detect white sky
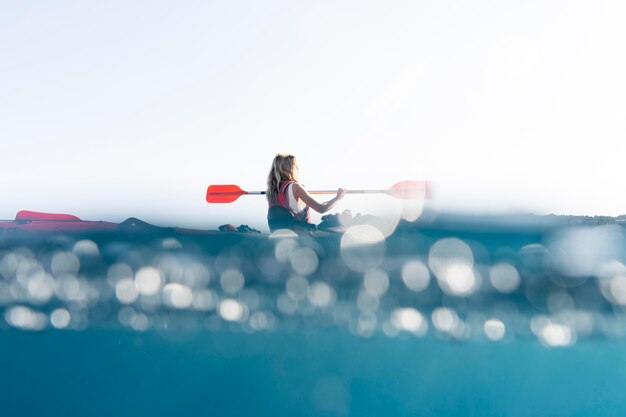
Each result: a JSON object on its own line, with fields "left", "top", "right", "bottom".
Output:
{"left": 1, "top": 0, "right": 625, "bottom": 229}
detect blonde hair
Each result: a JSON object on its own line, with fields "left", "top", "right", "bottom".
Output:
{"left": 267, "top": 154, "right": 299, "bottom": 203}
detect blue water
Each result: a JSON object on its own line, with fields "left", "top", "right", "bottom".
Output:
{"left": 3, "top": 330, "right": 626, "bottom": 416}
{"left": 2, "top": 212, "right": 626, "bottom": 415}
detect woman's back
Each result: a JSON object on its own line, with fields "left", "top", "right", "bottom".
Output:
{"left": 266, "top": 154, "right": 345, "bottom": 232}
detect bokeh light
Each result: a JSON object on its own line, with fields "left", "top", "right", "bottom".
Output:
{"left": 220, "top": 268, "right": 245, "bottom": 294}
{"left": 401, "top": 260, "right": 430, "bottom": 292}
{"left": 50, "top": 308, "right": 71, "bottom": 329}
{"left": 390, "top": 308, "right": 428, "bottom": 336}
{"left": 363, "top": 268, "right": 389, "bottom": 296}
{"left": 192, "top": 289, "right": 218, "bottom": 311}
{"left": 115, "top": 278, "right": 138, "bottom": 304}
{"left": 5, "top": 306, "right": 47, "bottom": 330}
{"left": 290, "top": 247, "right": 319, "bottom": 276}
{"left": 286, "top": 275, "right": 309, "bottom": 301}
{"left": 135, "top": 267, "right": 162, "bottom": 296}
{"left": 73, "top": 240, "right": 100, "bottom": 256}
{"left": 277, "top": 293, "right": 298, "bottom": 315}
{"left": 489, "top": 262, "right": 520, "bottom": 293}
{"left": 219, "top": 299, "right": 244, "bottom": 322}
{"left": 27, "top": 272, "right": 55, "bottom": 304}
{"left": 308, "top": 282, "right": 335, "bottom": 308}
{"left": 429, "top": 238, "right": 479, "bottom": 296}
{"left": 357, "top": 290, "right": 380, "bottom": 313}
{"left": 51, "top": 252, "right": 80, "bottom": 276}
{"left": 340, "top": 224, "right": 386, "bottom": 272}
{"left": 274, "top": 238, "right": 298, "bottom": 262}
{"left": 162, "top": 283, "right": 193, "bottom": 309}
{"left": 484, "top": 319, "right": 506, "bottom": 341}
{"left": 432, "top": 307, "right": 459, "bottom": 333}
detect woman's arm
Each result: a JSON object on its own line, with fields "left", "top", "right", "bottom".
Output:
{"left": 292, "top": 183, "right": 346, "bottom": 214}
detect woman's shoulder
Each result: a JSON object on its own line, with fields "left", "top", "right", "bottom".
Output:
{"left": 289, "top": 182, "right": 308, "bottom": 199}
{"left": 279, "top": 180, "right": 302, "bottom": 195}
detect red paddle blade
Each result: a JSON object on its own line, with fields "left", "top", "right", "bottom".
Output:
{"left": 386, "top": 181, "right": 430, "bottom": 200}
{"left": 206, "top": 185, "right": 247, "bottom": 203}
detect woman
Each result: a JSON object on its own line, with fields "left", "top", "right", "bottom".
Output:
{"left": 267, "top": 154, "right": 345, "bottom": 232}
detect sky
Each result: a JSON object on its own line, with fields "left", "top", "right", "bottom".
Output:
{"left": 1, "top": 0, "right": 625, "bottom": 230}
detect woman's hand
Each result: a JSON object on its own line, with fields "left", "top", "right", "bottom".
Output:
{"left": 336, "top": 188, "right": 346, "bottom": 200}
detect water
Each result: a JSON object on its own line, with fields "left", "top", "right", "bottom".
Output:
{"left": 2, "top": 212, "right": 626, "bottom": 415}
{"left": 4, "top": 330, "right": 626, "bottom": 416}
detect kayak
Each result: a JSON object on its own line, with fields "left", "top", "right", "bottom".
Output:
{"left": 0, "top": 210, "right": 342, "bottom": 236}
{"left": 0, "top": 211, "right": 118, "bottom": 232}
{"left": 0, "top": 210, "right": 260, "bottom": 235}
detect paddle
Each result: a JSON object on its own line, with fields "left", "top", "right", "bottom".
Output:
{"left": 206, "top": 181, "right": 430, "bottom": 204}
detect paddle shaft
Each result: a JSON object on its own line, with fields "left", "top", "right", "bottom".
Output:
{"left": 209, "top": 189, "right": 387, "bottom": 196}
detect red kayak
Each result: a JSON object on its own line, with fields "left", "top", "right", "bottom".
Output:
{"left": 0, "top": 210, "right": 262, "bottom": 235}
{"left": 0, "top": 211, "right": 118, "bottom": 232}
{"left": 0, "top": 210, "right": 237, "bottom": 235}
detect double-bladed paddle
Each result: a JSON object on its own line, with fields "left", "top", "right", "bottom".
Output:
{"left": 206, "top": 181, "right": 430, "bottom": 204}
